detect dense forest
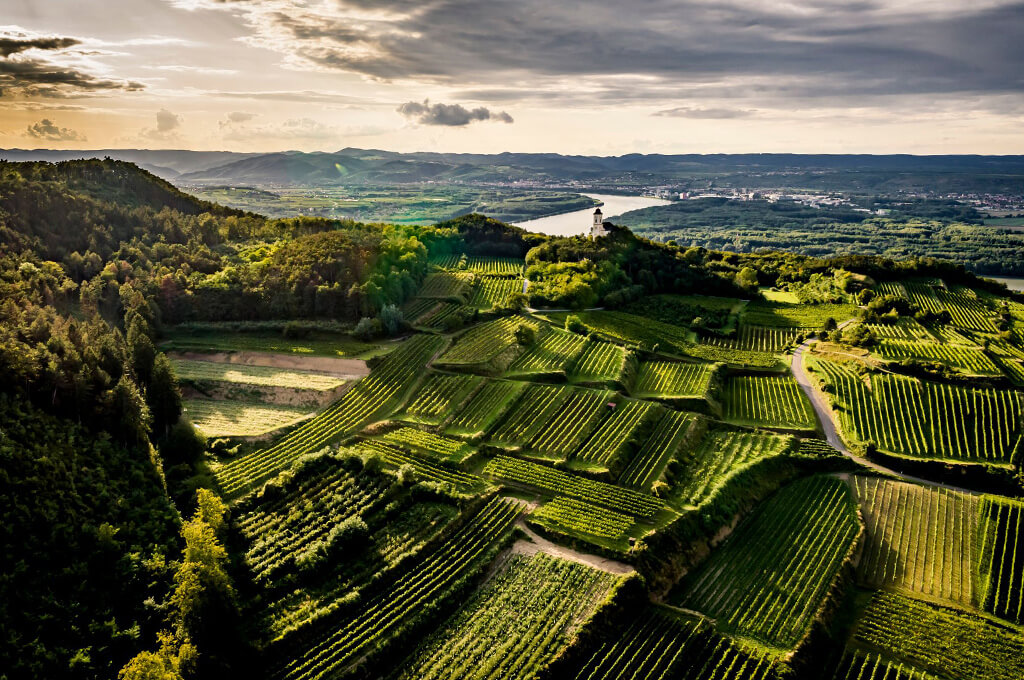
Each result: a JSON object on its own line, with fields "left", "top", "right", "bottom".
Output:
{"left": 617, "top": 198, "right": 1024, "bottom": 275}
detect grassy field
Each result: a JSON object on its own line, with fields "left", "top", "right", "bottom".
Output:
{"left": 162, "top": 329, "right": 381, "bottom": 358}
{"left": 184, "top": 399, "right": 313, "bottom": 438}
{"left": 172, "top": 358, "right": 346, "bottom": 390}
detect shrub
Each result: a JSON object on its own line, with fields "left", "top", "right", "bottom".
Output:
{"left": 354, "top": 316, "right": 383, "bottom": 340}
{"left": 515, "top": 323, "right": 537, "bottom": 346}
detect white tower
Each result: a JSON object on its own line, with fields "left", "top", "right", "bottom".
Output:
{"left": 590, "top": 208, "right": 606, "bottom": 239}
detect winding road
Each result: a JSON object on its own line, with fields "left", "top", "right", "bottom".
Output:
{"left": 790, "top": 338, "right": 983, "bottom": 495}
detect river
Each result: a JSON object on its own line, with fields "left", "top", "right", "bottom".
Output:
{"left": 513, "top": 193, "right": 671, "bottom": 236}
{"left": 986, "top": 276, "right": 1024, "bottom": 292}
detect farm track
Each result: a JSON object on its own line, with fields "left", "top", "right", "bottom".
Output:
{"left": 791, "top": 337, "right": 982, "bottom": 497}
{"left": 513, "top": 522, "right": 635, "bottom": 575}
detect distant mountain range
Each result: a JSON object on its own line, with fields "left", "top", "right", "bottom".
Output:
{"left": 4, "top": 148, "right": 1024, "bottom": 191}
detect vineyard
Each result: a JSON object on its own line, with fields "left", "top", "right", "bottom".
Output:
{"left": 352, "top": 440, "right": 483, "bottom": 491}
{"left": 171, "top": 358, "right": 346, "bottom": 390}
{"left": 873, "top": 339, "right": 1000, "bottom": 375}
{"left": 850, "top": 476, "right": 980, "bottom": 606}
{"left": 418, "top": 272, "right": 473, "bottom": 301}
{"left": 676, "top": 430, "right": 793, "bottom": 506}
{"left": 674, "top": 476, "right": 860, "bottom": 648}
{"left": 978, "top": 497, "right": 1024, "bottom": 623}
{"left": 829, "top": 650, "right": 940, "bottom": 680}
{"left": 531, "top": 496, "right": 636, "bottom": 540}
{"left": 569, "top": 341, "right": 627, "bottom": 383}
{"left": 849, "top": 592, "right": 1024, "bottom": 680}
{"left": 618, "top": 411, "right": 699, "bottom": 491}
{"left": 469, "top": 276, "right": 522, "bottom": 309}
{"left": 483, "top": 455, "right": 665, "bottom": 518}
{"left": 380, "top": 426, "right": 472, "bottom": 462}
{"left": 431, "top": 254, "right": 524, "bottom": 276}
{"left": 400, "top": 373, "right": 482, "bottom": 424}
{"left": 702, "top": 325, "right": 800, "bottom": 353}
{"left": 812, "top": 358, "right": 1024, "bottom": 464}
{"left": 554, "top": 311, "right": 693, "bottom": 353}
{"left": 902, "top": 281, "right": 999, "bottom": 332}
{"left": 445, "top": 379, "right": 526, "bottom": 437}
{"left": 571, "top": 607, "right": 780, "bottom": 680}
{"left": 395, "top": 552, "right": 619, "bottom": 680}
{"left": 489, "top": 384, "right": 572, "bottom": 448}
{"left": 527, "top": 388, "right": 613, "bottom": 458}
{"left": 272, "top": 496, "right": 525, "bottom": 680}
{"left": 236, "top": 457, "right": 389, "bottom": 583}
{"left": 573, "top": 399, "right": 661, "bottom": 468}
{"left": 633, "top": 361, "right": 714, "bottom": 399}
{"left": 437, "top": 316, "right": 535, "bottom": 366}
{"left": 506, "top": 327, "right": 589, "bottom": 377}
{"left": 721, "top": 374, "right": 817, "bottom": 431}
{"left": 183, "top": 398, "right": 313, "bottom": 438}
{"left": 213, "top": 335, "right": 445, "bottom": 498}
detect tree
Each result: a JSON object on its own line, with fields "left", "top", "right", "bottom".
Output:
{"left": 515, "top": 323, "right": 536, "bottom": 346}
{"left": 148, "top": 353, "right": 182, "bottom": 438}
{"left": 564, "top": 315, "right": 586, "bottom": 334}
{"left": 127, "top": 315, "right": 157, "bottom": 385}
{"left": 379, "top": 304, "right": 405, "bottom": 336}
{"left": 735, "top": 266, "right": 759, "bottom": 292}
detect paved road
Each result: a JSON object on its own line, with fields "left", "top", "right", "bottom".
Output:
{"left": 791, "top": 338, "right": 983, "bottom": 495}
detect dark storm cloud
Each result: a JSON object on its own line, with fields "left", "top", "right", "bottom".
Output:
{"left": 0, "top": 29, "right": 144, "bottom": 97}
{"left": 0, "top": 36, "right": 80, "bottom": 57}
{"left": 231, "top": 1, "right": 1024, "bottom": 102}
{"left": 397, "top": 100, "right": 513, "bottom": 126}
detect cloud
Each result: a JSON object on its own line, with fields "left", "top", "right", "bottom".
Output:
{"left": 139, "top": 108, "right": 183, "bottom": 140}
{"left": 221, "top": 117, "right": 337, "bottom": 141}
{"left": 654, "top": 106, "right": 756, "bottom": 119}
{"left": 0, "top": 26, "right": 145, "bottom": 97}
{"left": 220, "top": 111, "right": 256, "bottom": 127}
{"left": 175, "top": 0, "right": 1024, "bottom": 111}
{"left": 24, "top": 118, "right": 86, "bottom": 141}
{"left": 396, "top": 100, "right": 513, "bottom": 126}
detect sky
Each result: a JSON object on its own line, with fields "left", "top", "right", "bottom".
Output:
{"left": 1, "top": 0, "right": 1023, "bottom": 155}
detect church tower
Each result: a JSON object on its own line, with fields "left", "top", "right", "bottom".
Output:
{"left": 590, "top": 207, "right": 606, "bottom": 239}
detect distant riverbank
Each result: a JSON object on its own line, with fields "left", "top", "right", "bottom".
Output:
{"left": 987, "top": 276, "right": 1024, "bottom": 292}
{"left": 514, "top": 193, "right": 671, "bottom": 236}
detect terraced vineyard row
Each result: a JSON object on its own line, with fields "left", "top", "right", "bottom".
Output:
{"left": 572, "top": 607, "right": 780, "bottom": 680}
{"left": 395, "top": 552, "right": 619, "bottom": 680}
{"left": 903, "top": 282, "right": 998, "bottom": 332}
{"left": 437, "top": 316, "right": 535, "bottom": 365}
{"left": 469, "top": 276, "right": 521, "bottom": 309}
{"left": 633, "top": 361, "right": 714, "bottom": 398}
{"left": 236, "top": 460, "right": 389, "bottom": 582}
{"left": 978, "top": 497, "right": 1024, "bottom": 623}
{"left": 850, "top": 592, "right": 1024, "bottom": 680}
{"left": 570, "top": 341, "right": 626, "bottom": 383}
{"left": 574, "top": 400, "right": 661, "bottom": 466}
{"left": 445, "top": 380, "right": 526, "bottom": 436}
{"left": 381, "top": 427, "right": 471, "bottom": 461}
{"left": 618, "top": 411, "right": 698, "bottom": 491}
{"left": 506, "top": 327, "right": 588, "bottom": 377}
{"left": 483, "top": 455, "right": 665, "bottom": 518}
{"left": 184, "top": 398, "right": 313, "bottom": 438}
{"left": 419, "top": 272, "right": 472, "bottom": 300}
{"left": 489, "top": 384, "right": 571, "bottom": 447}
{"left": 702, "top": 325, "right": 800, "bottom": 353}
{"left": 675, "top": 476, "right": 860, "bottom": 648}
{"left": 830, "top": 650, "right": 940, "bottom": 680}
{"left": 353, "top": 440, "right": 483, "bottom": 491}
{"left": 214, "top": 334, "right": 446, "bottom": 498}
{"left": 814, "top": 359, "right": 1024, "bottom": 463}
{"left": 742, "top": 301, "right": 857, "bottom": 329}
{"left": 722, "top": 374, "right": 816, "bottom": 430}
{"left": 401, "top": 373, "right": 482, "bottom": 424}
{"left": 873, "top": 339, "right": 1000, "bottom": 375}
{"left": 272, "top": 496, "right": 525, "bottom": 680}
{"left": 528, "top": 388, "right": 612, "bottom": 457}
{"left": 408, "top": 301, "right": 472, "bottom": 330}
{"left": 532, "top": 496, "right": 635, "bottom": 539}
{"left": 850, "top": 476, "right": 980, "bottom": 606}
{"left": 676, "top": 430, "right": 792, "bottom": 506}
{"left": 171, "top": 358, "right": 345, "bottom": 390}
{"left": 431, "top": 254, "right": 524, "bottom": 276}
